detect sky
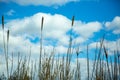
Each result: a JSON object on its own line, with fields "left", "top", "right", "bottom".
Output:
{"left": 0, "top": 0, "right": 120, "bottom": 80}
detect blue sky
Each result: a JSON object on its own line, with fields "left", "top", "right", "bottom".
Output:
{"left": 1, "top": 0, "right": 120, "bottom": 21}
{"left": 0, "top": 0, "right": 120, "bottom": 79}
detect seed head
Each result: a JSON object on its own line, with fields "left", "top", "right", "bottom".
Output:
{"left": 41, "top": 17, "right": 44, "bottom": 31}
{"left": 103, "top": 45, "right": 108, "bottom": 59}
{"left": 71, "top": 16, "right": 75, "bottom": 26}
{"left": 2, "top": 15, "right": 4, "bottom": 30}
{"left": 7, "top": 30, "right": 9, "bottom": 42}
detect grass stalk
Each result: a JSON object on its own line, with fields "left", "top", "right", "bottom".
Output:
{"left": 2, "top": 15, "right": 9, "bottom": 79}
{"left": 103, "top": 45, "right": 112, "bottom": 80}
{"left": 87, "top": 45, "right": 89, "bottom": 80}
{"left": 39, "top": 16, "right": 44, "bottom": 79}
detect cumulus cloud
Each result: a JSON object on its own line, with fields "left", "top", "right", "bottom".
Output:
{"left": 73, "top": 21, "right": 102, "bottom": 39}
{"left": 89, "top": 39, "right": 120, "bottom": 55}
{"left": 6, "top": 9, "right": 15, "bottom": 16}
{"left": 0, "top": 12, "right": 103, "bottom": 56}
{"left": 2, "top": 0, "right": 79, "bottom": 6}
{"left": 103, "top": 39, "right": 120, "bottom": 55}
{"left": 105, "top": 16, "right": 120, "bottom": 34}
{"left": 1, "top": 12, "right": 103, "bottom": 55}
{"left": 5, "top": 13, "right": 71, "bottom": 46}
{"left": 73, "top": 37, "right": 85, "bottom": 44}
{"left": 72, "top": 58, "right": 93, "bottom": 80}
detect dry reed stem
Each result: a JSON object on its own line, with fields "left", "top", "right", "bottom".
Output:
{"left": 2, "top": 15, "right": 9, "bottom": 79}
{"left": 2, "top": 15, "right": 4, "bottom": 30}
{"left": 39, "top": 16, "right": 44, "bottom": 79}
{"left": 71, "top": 16, "right": 75, "bottom": 26}
{"left": 87, "top": 45, "right": 89, "bottom": 80}
{"left": 41, "top": 16, "right": 44, "bottom": 31}
{"left": 103, "top": 45, "right": 108, "bottom": 59}
{"left": 7, "top": 30, "right": 9, "bottom": 42}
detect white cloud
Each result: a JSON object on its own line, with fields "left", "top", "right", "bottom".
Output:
{"left": 73, "top": 37, "right": 86, "bottom": 44}
{"left": 0, "top": 12, "right": 103, "bottom": 57}
{"left": 6, "top": 0, "right": 79, "bottom": 6}
{"left": 72, "top": 58, "right": 94, "bottom": 80}
{"left": 105, "top": 16, "right": 120, "bottom": 34}
{"left": 89, "top": 39, "right": 120, "bottom": 55}
{"left": 103, "top": 39, "right": 120, "bottom": 55}
{"left": 5, "top": 13, "right": 71, "bottom": 46}
{"left": 89, "top": 41, "right": 100, "bottom": 49}
{"left": 6, "top": 9, "right": 15, "bottom": 16}
{"left": 73, "top": 21, "right": 102, "bottom": 39}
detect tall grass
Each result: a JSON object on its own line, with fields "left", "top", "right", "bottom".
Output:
{"left": 39, "top": 16, "right": 44, "bottom": 80}
{"left": 87, "top": 45, "right": 89, "bottom": 80}
{"left": 2, "top": 15, "right": 9, "bottom": 79}
{"left": 0, "top": 15, "right": 120, "bottom": 80}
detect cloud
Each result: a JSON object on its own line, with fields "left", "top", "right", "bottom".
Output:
{"left": 3, "top": 0, "right": 79, "bottom": 6}
{"left": 73, "top": 37, "right": 85, "bottom": 44}
{"left": 6, "top": 9, "right": 15, "bottom": 16}
{"left": 89, "top": 39, "right": 120, "bottom": 55}
{"left": 72, "top": 58, "right": 94, "bottom": 80}
{"left": 73, "top": 21, "right": 102, "bottom": 39}
{"left": 105, "top": 16, "right": 120, "bottom": 34}
{"left": 89, "top": 41, "right": 100, "bottom": 49}
{"left": 0, "top": 12, "right": 103, "bottom": 57}
{"left": 103, "top": 39, "right": 120, "bottom": 55}
{"left": 1, "top": 12, "right": 103, "bottom": 55}
{"left": 5, "top": 13, "right": 71, "bottom": 46}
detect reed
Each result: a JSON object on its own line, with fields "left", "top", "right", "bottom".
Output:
{"left": 2, "top": 15, "right": 4, "bottom": 30}
{"left": 87, "top": 45, "right": 89, "bottom": 80}
{"left": 103, "top": 45, "right": 111, "bottom": 80}
{"left": 39, "top": 16, "right": 44, "bottom": 80}
{"left": 75, "top": 47, "right": 81, "bottom": 80}
{"left": 65, "top": 16, "right": 75, "bottom": 80}
{"left": 2, "top": 15, "right": 9, "bottom": 79}
{"left": 71, "top": 16, "right": 75, "bottom": 27}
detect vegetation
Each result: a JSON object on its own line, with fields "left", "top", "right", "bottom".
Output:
{"left": 0, "top": 15, "right": 120, "bottom": 80}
